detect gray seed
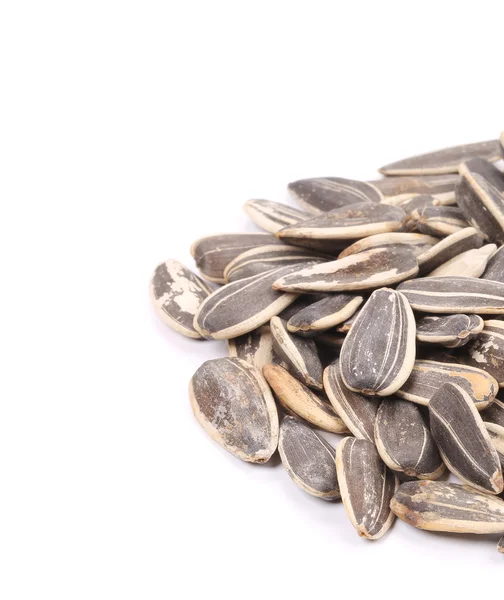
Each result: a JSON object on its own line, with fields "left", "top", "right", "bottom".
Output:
{"left": 340, "top": 288, "right": 416, "bottom": 396}
{"left": 413, "top": 206, "right": 469, "bottom": 237}
{"left": 485, "top": 422, "right": 504, "bottom": 469}
{"left": 334, "top": 307, "right": 362, "bottom": 333}
{"left": 460, "top": 320, "right": 504, "bottom": 386}
{"left": 273, "top": 246, "right": 419, "bottom": 293}
{"left": 416, "top": 314, "right": 484, "bottom": 348}
{"left": 429, "top": 382, "right": 503, "bottom": 494}
{"left": 338, "top": 232, "right": 439, "bottom": 260}
{"left": 481, "top": 245, "right": 504, "bottom": 281}
{"left": 194, "top": 265, "right": 299, "bottom": 340}
{"left": 150, "top": 259, "right": 212, "bottom": 339}
{"left": 270, "top": 316, "right": 324, "bottom": 390}
{"left": 277, "top": 293, "right": 328, "bottom": 321}
{"left": 288, "top": 177, "right": 382, "bottom": 214}
{"left": 390, "top": 480, "right": 504, "bottom": 534}
{"left": 416, "top": 227, "right": 485, "bottom": 275}
{"left": 190, "top": 232, "right": 283, "bottom": 283}
{"left": 287, "top": 294, "right": 363, "bottom": 336}
{"left": 375, "top": 398, "right": 444, "bottom": 480}
{"left": 323, "top": 360, "right": 379, "bottom": 441}
{"left": 396, "top": 359, "right": 497, "bottom": 410}
{"left": 243, "top": 199, "right": 310, "bottom": 233}
{"left": 379, "top": 139, "right": 501, "bottom": 176}
{"left": 189, "top": 358, "right": 279, "bottom": 463}
{"left": 482, "top": 396, "right": 504, "bottom": 427}
{"left": 426, "top": 244, "right": 497, "bottom": 278}
{"left": 397, "top": 194, "right": 438, "bottom": 216}
{"left": 228, "top": 325, "right": 274, "bottom": 369}
{"left": 397, "top": 276, "right": 504, "bottom": 313}
{"left": 262, "top": 363, "right": 348, "bottom": 434}
{"left": 278, "top": 416, "right": 340, "bottom": 500}
{"left": 336, "top": 437, "right": 397, "bottom": 540}
{"left": 369, "top": 173, "right": 459, "bottom": 199}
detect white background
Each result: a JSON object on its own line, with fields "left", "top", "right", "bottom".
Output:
{"left": 1, "top": 2, "right": 504, "bottom": 598}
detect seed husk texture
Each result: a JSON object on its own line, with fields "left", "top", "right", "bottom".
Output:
{"left": 482, "top": 397, "right": 504, "bottom": 427}
{"left": 278, "top": 416, "right": 340, "bottom": 500}
{"left": 228, "top": 325, "right": 274, "bottom": 369}
{"left": 413, "top": 206, "right": 469, "bottom": 237}
{"left": 485, "top": 422, "right": 504, "bottom": 468}
{"left": 481, "top": 245, "right": 504, "bottom": 281}
{"left": 243, "top": 199, "right": 310, "bottom": 233}
{"left": 336, "top": 437, "right": 397, "bottom": 539}
{"left": 416, "top": 227, "right": 484, "bottom": 275}
{"left": 426, "top": 244, "right": 496, "bottom": 278}
{"left": 338, "top": 232, "right": 438, "bottom": 259}
{"left": 498, "top": 537, "right": 504, "bottom": 554}
{"left": 429, "top": 382, "right": 503, "bottom": 494}
{"left": 340, "top": 288, "right": 416, "bottom": 396}
{"left": 390, "top": 480, "right": 504, "bottom": 534}
{"left": 189, "top": 358, "right": 279, "bottom": 463}
{"left": 461, "top": 320, "right": 504, "bottom": 386}
{"left": 416, "top": 314, "right": 484, "bottom": 348}
{"left": 370, "top": 173, "right": 460, "bottom": 198}
{"left": 287, "top": 294, "right": 363, "bottom": 335}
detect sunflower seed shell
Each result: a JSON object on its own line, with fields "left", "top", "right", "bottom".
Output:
{"left": 481, "top": 245, "right": 504, "bottom": 281}
{"left": 416, "top": 227, "right": 484, "bottom": 275}
{"left": 485, "top": 422, "right": 504, "bottom": 469}
{"left": 482, "top": 397, "right": 504, "bottom": 427}
{"left": 413, "top": 206, "right": 469, "bottom": 237}
{"left": 228, "top": 325, "right": 275, "bottom": 369}
{"left": 243, "top": 199, "right": 310, "bottom": 233}
{"left": 287, "top": 294, "right": 363, "bottom": 336}
{"left": 426, "top": 244, "right": 496, "bottom": 278}
{"left": 370, "top": 174, "right": 460, "bottom": 198}
{"left": 338, "top": 232, "right": 439, "bottom": 260}
{"left": 460, "top": 321, "right": 504, "bottom": 386}
{"left": 416, "top": 314, "right": 484, "bottom": 348}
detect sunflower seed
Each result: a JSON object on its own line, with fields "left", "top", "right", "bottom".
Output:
{"left": 482, "top": 396, "right": 504, "bottom": 427}
{"left": 459, "top": 320, "right": 504, "bottom": 386}
{"left": 397, "top": 276, "right": 504, "bottom": 313}
{"left": 498, "top": 536, "right": 504, "bottom": 553}
{"left": 370, "top": 173, "right": 460, "bottom": 199}
{"left": 194, "top": 266, "right": 299, "bottom": 340}
{"left": 340, "top": 289, "right": 416, "bottom": 396}
{"left": 426, "top": 244, "right": 497, "bottom": 278}
{"left": 396, "top": 359, "right": 497, "bottom": 409}
{"left": 288, "top": 177, "right": 382, "bottom": 214}
{"left": 338, "top": 232, "right": 439, "bottom": 260}
{"left": 190, "top": 233, "right": 283, "bottom": 283}
{"left": 323, "top": 360, "right": 379, "bottom": 441}
{"left": 277, "top": 294, "right": 327, "bottom": 320}
{"left": 374, "top": 398, "right": 444, "bottom": 480}
{"left": 262, "top": 363, "right": 348, "bottom": 433}
{"left": 273, "top": 246, "right": 418, "bottom": 293}
{"left": 485, "top": 422, "right": 504, "bottom": 468}
{"left": 189, "top": 358, "right": 279, "bottom": 463}
{"left": 278, "top": 416, "right": 340, "bottom": 500}
{"left": 243, "top": 199, "right": 310, "bottom": 233}
{"left": 429, "top": 382, "right": 503, "bottom": 494}
{"left": 413, "top": 206, "right": 469, "bottom": 237}
{"left": 397, "top": 194, "right": 438, "bottom": 215}
{"left": 223, "top": 245, "right": 326, "bottom": 283}
{"left": 287, "top": 294, "right": 363, "bottom": 336}
{"left": 416, "top": 314, "right": 484, "bottom": 348}
{"left": 456, "top": 159, "right": 504, "bottom": 245}
{"left": 390, "top": 480, "right": 504, "bottom": 534}
{"left": 335, "top": 437, "right": 397, "bottom": 539}
{"left": 416, "top": 227, "right": 484, "bottom": 275}
{"left": 481, "top": 245, "right": 504, "bottom": 281}
{"left": 228, "top": 325, "right": 274, "bottom": 369}
{"left": 379, "top": 139, "right": 501, "bottom": 176}
{"left": 334, "top": 307, "right": 361, "bottom": 333}
{"left": 270, "top": 317, "right": 323, "bottom": 390}
{"left": 150, "top": 259, "right": 212, "bottom": 339}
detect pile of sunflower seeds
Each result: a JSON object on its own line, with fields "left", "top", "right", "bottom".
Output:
{"left": 151, "top": 135, "right": 504, "bottom": 553}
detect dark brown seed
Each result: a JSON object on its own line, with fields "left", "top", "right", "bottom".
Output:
{"left": 190, "top": 233, "right": 283, "bottom": 283}
{"left": 228, "top": 325, "right": 274, "bottom": 369}
{"left": 485, "top": 422, "right": 504, "bottom": 469}
{"left": 413, "top": 206, "right": 469, "bottom": 237}
{"left": 278, "top": 416, "right": 340, "bottom": 500}
{"left": 243, "top": 199, "right": 310, "bottom": 233}
{"left": 390, "top": 480, "right": 504, "bottom": 534}
{"left": 481, "top": 245, "right": 504, "bottom": 281}
{"left": 288, "top": 177, "right": 382, "bottom": 214}
{"left": 397, "top": 276, "right": 504, "bottom": 314}
{"left": 396, "top": 359, "right": 497, "bottom": 409}
{"left": 416, "top": 227, "right": 484, "bottom": 275}
{"left": 379, "top": 139, "right": 501, "bottom": 176}
{"left": 323, "top": 360, "right": 379, "bottom": 441}
{"left": 459, "top": 320, "right": 504, "bottom": 386}
{"left": 482, "top": 396, "right": 504, "bottom": 427}
{"left": 340, "top": 289, "right": 416, "bottom": 396}
{"left": 189, "top": 358, "right": 279, "bottom": 463}
{"left": 150, "top": 259, "right": 212, "bottom": 339}
{"left": 262, "top": 363, "right": 348, "bottom": 433}
{"left": 287, "top": 294, "right": 363, "bottom": 336}
{"left": 416, "top": 314, "right": 484, "bottom": 348}
{"left": 273, "top": 246, "right": 418, "bottom": 293}
{"left": 429, "top": 382, "right": 503, "bottom": 494}
{"left": 336, "top": 437, "right": 397, "bottom": 539}
{"left": 370, "top": 173, "right": 459, "bottom": 200}
{"left": 270, "top": 317, "right": 323, "bottom": 390}
{"left": 338, "top": 232, "right": 438, "bottom": 260}
{"left": 194, "top": 266, "right": 299, "bottom": 340}
{"left": 426, "top": 244, "right": 496, "bottom": 278}
{"left": 375, "top": 398, "right": 444, "bottom": 480}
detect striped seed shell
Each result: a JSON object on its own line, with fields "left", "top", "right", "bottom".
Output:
{"left": 334, "top": 307, "right": 361, "bottom": 333}
{"left": 390, "top": 480, "right": 504, "bottom": 534}
{"left": 413, "top": 206, "right": 469, "bottom": 237}
{"left": 416, "top": 314, "right": 484, "bottom": 348}
{"left": 335, "top": 437, "right": 397, "bottom": 539}
{"left": 190, "top": 232, "right": 283, "bottom": 283}
{"left": 482, "top": 396, "right": 504, "bottom": 427}
{"left": 426, "top": 244, "right": 497, "bottom": 278}
{"left": 485, "top": 422, "right": 504, "bottom": 468}
{"left": 288, "top": 177, "right": 382, "bottom": 214}
{"left": 396, "top": 359, "right": 497, "bottom": 409}
{"left": 228, "top": 325, "right": 274, "bottom": 369}
{"left": 243, "top": 199, "right": 309, "bottom": 233}
{"left": 379, "top": 139, "right": 501, "bottom": 176}
{"left": 262, "top": 363, "right": 348, "bottom": 433}
{"left": 193, "top": 266, "right": 299, "bottom": 340}
{"left": 482, "top": 245, "right": 504, "bottom": 281}
{"left": 460, "top": 320, "right": 504, "bottom": 386}
{"left": 189, "top": 358, "right": 279, "bottom": 463}
{"left": 278, "top": 416, "right": 340, "bottom": 500}
{"left": 323, "top": 360, "right": 379, "bottom": 441}
{"left": 340, "top": 288, "right": 416, "bottom": 396}
{"left": 150, "top": 259, "right": 212, "bottom": 339}
{"left": 287, "top": 294, "right": 363, "bottom": 336}
{"left": 374, "top": 398, "right": 444, "bottom": 480}
{"left": 416, "top": 227, "right": 484, "bottom": 275}
{"left": 398, "top": 194, "right": 438, "bottom": 215}
{"left": 270, "top": 317, "right": 323, "bottom": 390}
{"left": 277, "top": 293, "right": 327, "bottom": 321}
{"left": 397, "top": 276, "right": 504, "bottom": 314}
{"left": 370, "top": 173, "right": 459, "bottom": 201}
{"left": 273, "top": 246, "right": 418, "bottom": 293}
{"left": 429, "top": 382, "right": 503, "bottom": 494}
{"left": 338, "top": 232, "right": 439, "bottom": 260}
